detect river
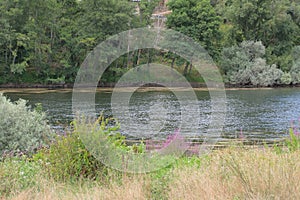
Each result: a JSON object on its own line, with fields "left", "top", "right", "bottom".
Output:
{"left": 2, "top": 87, "right": 300, "bottom": 142}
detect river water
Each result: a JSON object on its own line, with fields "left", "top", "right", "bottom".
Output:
{"left": 2, "top": 87, "right": 300, "bottom": 142}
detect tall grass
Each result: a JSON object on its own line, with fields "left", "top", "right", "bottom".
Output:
{"left": 2, "top": 147, "right": 300, "bottom": 199}
{"left": 6, "top": 176, "right": 150, "bottom": 200}
{"left": 168, "top": 148, "right": 300, "bottom": 200}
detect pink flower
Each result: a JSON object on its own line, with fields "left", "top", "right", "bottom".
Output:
{"left": 159, "top": 129, "right": 188, "bottom": 155}
{"left": 290, "top": 119, "right": 300, "bottom": 137}
{"left": 238, "top": 128, "right": 245, "bottom": 139}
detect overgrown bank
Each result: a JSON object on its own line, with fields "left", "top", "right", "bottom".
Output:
{"left": 1, "top": 144, "right": 300, "bottom": 199}
{"left": 1, "top": 94, "right": 300, "bottom": 199}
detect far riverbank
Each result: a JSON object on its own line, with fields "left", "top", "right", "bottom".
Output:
{"left": 0, "top": 82, "right": 300, "bottom": 91}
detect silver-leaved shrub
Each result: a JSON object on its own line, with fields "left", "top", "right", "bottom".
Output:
{"left": 220, "top": 41, "right": 284, "bottom": 86}
{"left": 0, "top": 94, "right": 53, "bottom": 156}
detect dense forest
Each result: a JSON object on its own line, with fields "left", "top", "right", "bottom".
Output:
{"left": 0, "top": 0, "right": 299, "bottom": 86}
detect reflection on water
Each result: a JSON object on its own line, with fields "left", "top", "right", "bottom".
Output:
{"left": 2, "top": 88, "right": 300, "bottom": 141}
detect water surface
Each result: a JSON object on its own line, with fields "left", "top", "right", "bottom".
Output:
{"left": 2, "top": 88, "right": 300, "bottom": 141}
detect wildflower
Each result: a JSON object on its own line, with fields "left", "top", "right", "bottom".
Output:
{"left": 159, "top": 129, "right": 188, "bottom": 155}
{"left": 290, "top": 120, "right": 300, "bottom": 137}
{"left": 238, "top": 128, "right": 245, "bottom": 139}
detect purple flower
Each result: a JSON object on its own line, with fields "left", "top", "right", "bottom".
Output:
{"left": 238, "top": 128, "right": 245, "bottom": 139}
{"left": 158, "top": 129, "right": 188, "bottom": 155}
{"left": 145, "top": 129, "right": 189, "bottom": 155}
{"left": 290, "top": 119, "right": 300, "bottom": 137}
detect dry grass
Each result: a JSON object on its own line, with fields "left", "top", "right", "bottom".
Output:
{"left": 2, "top": 148, "right": 300, "bottom": 200}
{"left": 5, "top": 176, "right": 150, "bottom": 200}
{"left": 168, "top": 148, "right": 300, "bottom": 200}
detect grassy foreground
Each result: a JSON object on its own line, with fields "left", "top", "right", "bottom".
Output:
{"left": 1, "top": 146, "right": 300, "bottom": 200}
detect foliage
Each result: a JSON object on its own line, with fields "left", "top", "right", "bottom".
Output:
{"left": 2, "top": 125, "right": 300, "bottom": 199}
{"left": 139, "top": 0, "right": 161, "bottom": 26}
{"left": 221, "top": 0, "right": 300, "bottom": 71}
{"left": 1, "top": 147, "right": 300, "bottom": 199}
{"left": 276, "top": 46, "right": 300, "bottom": 85}
{"left": 220, "top": 41, "right": 283, "bottom": 86}
{"left": 33, "top": 131, "right": 109, "bottom": 182}
{"left": 0, "top": 0, "right": 299, "bottom": 86}
{"left": 33, "top": 115, "right": 146, "bottom": 181}
{"left": 0, "top": 156, "right": 42, "bottom": 197}
{"left": 289, "top": 46, "right": 300, "bottom": 84}
{"left": 280, "top": 72, "right": 292, "bottom": 85}
{"left": 284, "top": 121, "right": 300, "bottom": 152}
{"left": 0, "top": 0, "right": 139, "bottom": 84}
{"left": 0, "top": 94, "right": 53, "bottom": 157}
{"left": 166, "top": 0, "right": 222, "bottom": 59}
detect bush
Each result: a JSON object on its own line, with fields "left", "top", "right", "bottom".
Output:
{"left": 220, "top": 41, "right": 284, "bottom": 86}
{"left": 280, "top": 72, "right": 292, "bottom": 85}
{"left": 0, "top": 94, "right": 53, "bottom": 157}
{"left": 33, "top": 132, "right": 109, "bottom": 181}
{"left": 33, "top": 116, "right": 136, "bottom": 181}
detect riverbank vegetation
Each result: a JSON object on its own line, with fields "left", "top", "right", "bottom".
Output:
{"left": 1, "top": 94, "right": 300, "bottom": 199}
{"left": 1, "top": 137, "right": 300, "bottom": 199}
{"left": 0, "top": 0, "right": 299, "bottom": 87}
{"left": 0, "top": 94, "right": 53, "bottom": 157}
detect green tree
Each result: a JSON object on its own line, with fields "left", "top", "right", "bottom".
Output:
{"left": 166, "top": 0, "right": 222, "bottom": 59}
{"left": 289, "top": 46, "right": 300, "bottom": 84}
{"left": 0, "top": 0, "right": 63, "bottom": 83}
{"left": 0, "top": 0, "right": 144, "bottom": 84}
{"left": 221, "top": 0, "right": 300, "bottom": 71}
{"left": 75, "top": 0, "right": 138, "bottom": 82}
{"left": 0, "top": 0, "right": 31, "bottom": 82}
{"left": 52, "top": 0, "right": 82, "bottom": 82}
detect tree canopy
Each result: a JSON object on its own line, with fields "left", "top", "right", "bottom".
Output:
{"left": 0, "top": 0, "right": 299, "bottom": 86}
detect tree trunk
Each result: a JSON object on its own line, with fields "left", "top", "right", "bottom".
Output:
{"left": 147, "top": 49, "right": 152, "bottom": 67}
{"left": 188, "top": 62, "right": 193, "bottom": 74}
{"left": 137, "top": 49, "right": 141, "bottom": 66}
{"left": 183, "top": 62, "right": 189, "bottom": 76}
{"left": 171, "top": 57, "right": 175, "bottom": 68}
{"left": 127, "top": 30, "right": 131, "bottom": 69}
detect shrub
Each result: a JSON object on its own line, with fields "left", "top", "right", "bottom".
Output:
{"left": 280, "top": 72, "right": 292, "bottom": 85}
{"left": 220, "top": 41, "right": 265, "bottom": 75}
{"left": 33, "top": 131, "right": 109, "bottom": 182}
{"left": 33, "top": 116, "right": 139, "bottom": 181}
{"left": 220, "top": 41, "right": 284, "bottom": 86}
{"left": 0, "top": 94, "right": 53, "bottom": 157}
